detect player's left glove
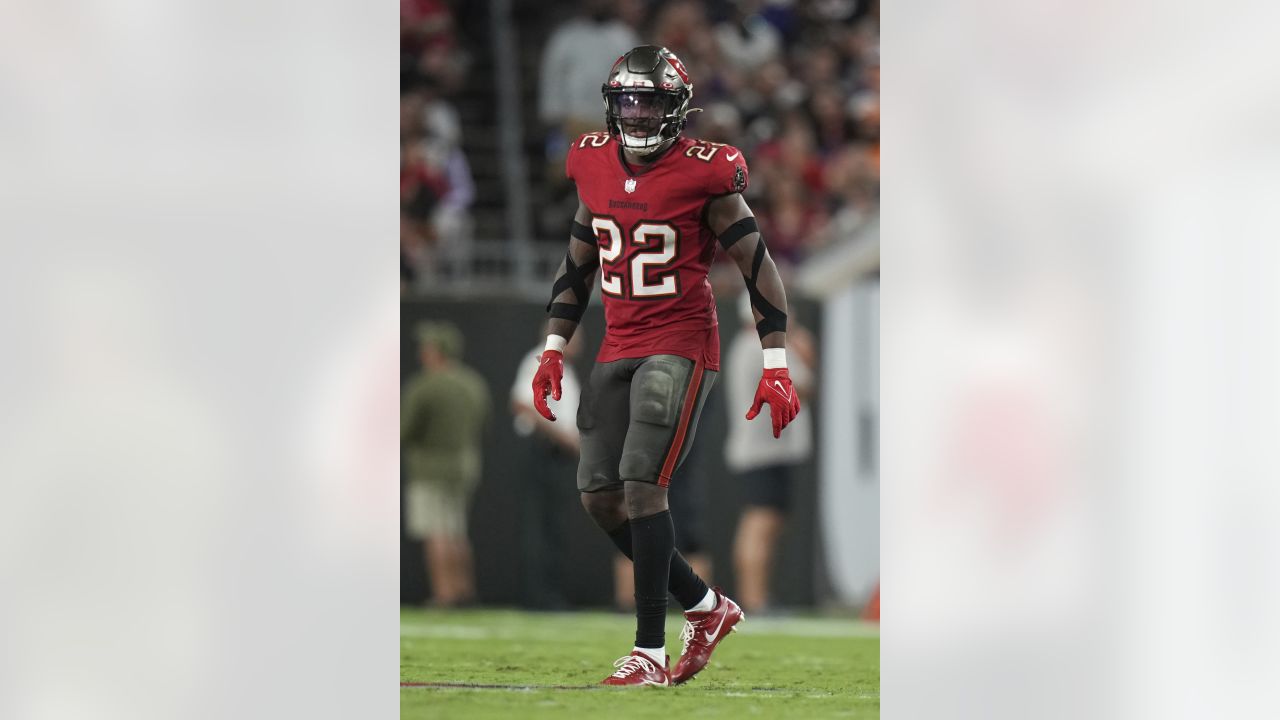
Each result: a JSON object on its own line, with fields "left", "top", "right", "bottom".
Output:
{"left": 745, "top": 368, "right": 801, "bottom": 438}
{"left": 531, "top": 350, "right": 564, "bottom": 421}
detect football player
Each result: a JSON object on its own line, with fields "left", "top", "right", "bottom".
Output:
{"left": 531, "top": 45, "right": 800, "bottom": 687}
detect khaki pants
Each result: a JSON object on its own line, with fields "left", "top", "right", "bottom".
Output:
{"left": 405, "top": 473, "right": 478, "bottom": 539}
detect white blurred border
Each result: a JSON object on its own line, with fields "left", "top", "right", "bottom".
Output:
{"left": 886, "top": 1, "right": 1280, "bottom": 718}
{"left": 0, "top": 2, "right": 398, "bottom": 718}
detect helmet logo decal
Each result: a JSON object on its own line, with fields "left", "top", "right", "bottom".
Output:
{"left": 624, "top": 178, "right": 637, "bottom": 193}
{"left": 665, "top": 55, "right": 690, "bottom": 84}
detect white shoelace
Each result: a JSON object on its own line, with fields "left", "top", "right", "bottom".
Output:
{"left": 611, "top": 654, "right": 657, "bottom": 679}
{"left": 679, "top": 619, "right": 697, "bottom": 655}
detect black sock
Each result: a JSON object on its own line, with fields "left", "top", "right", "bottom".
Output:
{"left": 608, "top": 520, "right": 710, "bottom": 611}
{"left": 628, "top": 510, "right": 675, "bottom": 649}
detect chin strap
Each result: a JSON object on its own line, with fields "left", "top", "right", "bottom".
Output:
{"left": 619, "top": 134, "right": 675, "bottom": 156}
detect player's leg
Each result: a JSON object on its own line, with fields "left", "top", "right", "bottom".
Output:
{"left": 577, "top": 359, "right": 631, "bottom": 522}
{"left": 619, "top": 355, "right": 747, "bottom": 685}
{"left": 617, "top": 355, "right": 717, "bottom": 611}
{"left": 603, "top": 525, "right": 708, "bottom": 611}
{"left": 576, "top": 358, "right": 668, "bottom": 686}
{"left": 576, "top": 358, "right": 707, "bottom": 611}
{"left": 613, "top": 356, "right": 721, "bottom": 679}
{"left": 733, "top": 465, "right": 791, "bottom": 613}
{"left": 574, "top": 360, "right": 635, "bottom": 616}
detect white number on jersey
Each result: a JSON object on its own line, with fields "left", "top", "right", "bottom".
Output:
{"left": 590, "top": 218, "right": 680, "bottom": 299}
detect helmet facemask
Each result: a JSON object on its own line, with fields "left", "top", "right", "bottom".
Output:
{"left": 604, "top": 89, "right": 689, "bottom": 156}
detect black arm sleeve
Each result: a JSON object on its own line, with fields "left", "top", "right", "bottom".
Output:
{"left": 545, "top": 223, "right": 599, "bottom": 335}
{"left": 720, "top": 225, "right": 787, "bottom": 340}
{"left": 741, "top": 235, "right": 787, "bottom": 338}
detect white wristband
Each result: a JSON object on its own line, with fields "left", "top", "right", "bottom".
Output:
{"left": 762, "top": 347, "right": 787, "bottom": 369}
{"left": 544, "top": 334, "right": 568, "bottom": 354}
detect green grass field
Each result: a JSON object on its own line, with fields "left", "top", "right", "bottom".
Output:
{"left": 402, "top": 607, "right": 879, "bottom": 719}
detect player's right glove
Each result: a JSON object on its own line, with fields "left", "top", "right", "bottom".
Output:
{"left": 745, "top": 368, "right": 801, "bottom": 438}
{"left": 531, "top": 350, "right": 564, "bottom": 421}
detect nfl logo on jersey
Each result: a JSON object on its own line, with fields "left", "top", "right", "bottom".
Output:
{"left": 624, "top": 178, "right": 637, "bottom": 193}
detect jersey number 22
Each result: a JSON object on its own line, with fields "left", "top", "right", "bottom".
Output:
{"left": 591, "top": 217, "right": 680, "bottom": 299}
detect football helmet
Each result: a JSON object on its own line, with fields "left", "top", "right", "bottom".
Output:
{"left": 602, "top": 45, "right": 693, "bottom": 156}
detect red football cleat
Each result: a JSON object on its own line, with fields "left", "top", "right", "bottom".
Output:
{"left": 601, "top": 651, "right": 671, "bottom": 687}
{"left": 672, "top": 588, "right": 745, "bottom": 684}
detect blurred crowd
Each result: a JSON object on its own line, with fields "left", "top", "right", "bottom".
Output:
{"left": 538, "top": 0, "right": 880, "bottom": 289}
{"left": 401, "top": 0, "right": 475, "bottom": 288}
{"left": 402, "top": 0, "right": 880, "bottom": 289}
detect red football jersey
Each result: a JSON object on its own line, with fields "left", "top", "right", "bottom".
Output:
{"left": 567, "top": 132, "right": 750, "bottom": 371}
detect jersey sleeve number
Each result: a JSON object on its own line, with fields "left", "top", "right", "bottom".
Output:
{"left": 590, "top": 217, "right": 680, "bottom": 299}
{"left": 684, "top": 141, "right": 726, "bottom": 162}
{"left": 578, "top": 132, "right": 610, "bottom": 149}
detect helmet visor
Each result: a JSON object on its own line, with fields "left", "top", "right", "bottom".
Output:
{"left": 607, "top": 92, "right": 674, "bottom": 138}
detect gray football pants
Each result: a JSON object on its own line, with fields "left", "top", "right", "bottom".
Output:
{"left": 576, "top": 354, "right": 716, "bottom": 492}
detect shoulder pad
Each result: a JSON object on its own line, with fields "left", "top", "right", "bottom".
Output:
{"left": 573, "top": 132, "right": 613, "bottom": 151}
{"left": 681, "top": 140, "right": 749, "bottom": 195}
{"left": 567, "top": 132, "right": 613, "bottom": 181}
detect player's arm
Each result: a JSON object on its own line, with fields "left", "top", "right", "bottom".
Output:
{"left": 531, "top": 197, "right": 598, "bottom": 422}
{"left": 546, "top": 198, "right": 598, "bottom": 344}
{"left": 707, "top": 192, "right": 802, "bottom": 437}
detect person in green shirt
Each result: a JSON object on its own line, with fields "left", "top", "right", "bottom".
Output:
{"left": 402, "top": 321, "right": 491, "bottom": 607}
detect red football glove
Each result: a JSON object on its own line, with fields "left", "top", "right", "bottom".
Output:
{"left": 531, "top": 350, "right": 564, "bottom": 421}
{"left": 745, "top": 368, "right": 801, "bottom": 438}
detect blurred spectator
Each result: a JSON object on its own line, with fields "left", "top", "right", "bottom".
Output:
{"left": 522, "top": 0, "right": 879, "bottom": 266}
{"left": 761, "top": 176, "right": 825, "bottom": 266}
{"left": 713, "top": 1, "right": 782, "bottom": 73}
{"left": 535, "top": 0, "right": 642, "bottom": 240}
{"left": 751, "top": 114, "right": 829, "bottom": 263}
{"left": 725, "top": 294, "right": 816, "bottom": 614}
{"left": 400, "top": 0, "right": 476, "bottom": 287}
{"left": 401, "top": 76, "right": 475, "bottom": 282}
{"left": 539, "top": 0, "right": 641, "bottom": 142}
{"left": 402, "top": 322, "right": 492, "bottom": 607}
{"left": 808, "top": 86, "right": 854, "bottom": 155}
{"left": 651, "top": 0, "right": 716, "bottom": 81}
{"left": 401, "top": 0, "right": 467, "bottom": 93}
{"left": 698, "top": 102, "right": 744, "bottom": 146}
{"left": 509, "top": 327, "right": 584, "bottom": 610}
{"left": 813, "top": 143, "right": 878, "bottom": 247}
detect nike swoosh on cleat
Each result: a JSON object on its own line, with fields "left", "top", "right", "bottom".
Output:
{"left": 703, "top": 610, "right": 730, "bottom": 643}
{"left": 725, "top": 151, "right": 740, "bottom": 161}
